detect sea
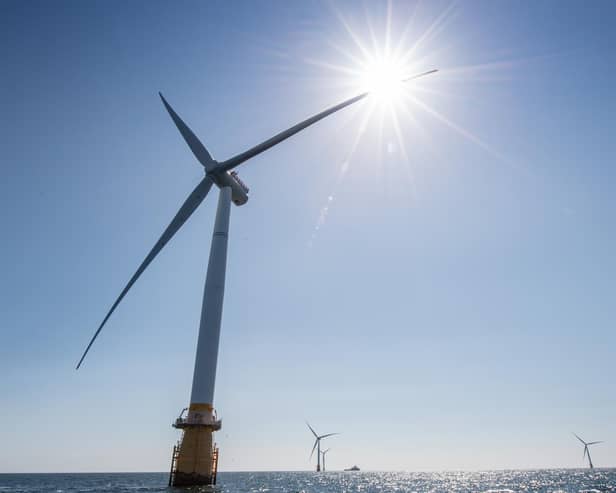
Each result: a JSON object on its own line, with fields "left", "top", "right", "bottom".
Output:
{"left": 1, "top": 470, "right": 615, "bottom": 493}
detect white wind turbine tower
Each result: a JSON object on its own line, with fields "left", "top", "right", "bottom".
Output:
{"left": 321, "top": 448, "right": 331, "bottom": 472}
{"left": 573, "top": 433, "right": 603, "bottom": 469}
{"left": 308, "top": 422, "right": 338, "bottom": 472}
{"left": 76, "top": 69, "right": 437, "bottom": 486}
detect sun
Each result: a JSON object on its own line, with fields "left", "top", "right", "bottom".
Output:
{"left": 297, "top": 3, "right": 512, "bottom": 245}
{"left": 358, "top": 56, "right": 407, "bottom": 103}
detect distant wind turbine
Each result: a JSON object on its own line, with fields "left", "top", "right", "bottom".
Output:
{"left": 307, "top": 422, "right": 338, "bottom": 472}
{"left": 321, "top": 448, "right": 331, "bottom": 472}
{"left": 573, "top": 433, "right": 603, "bottom": 469}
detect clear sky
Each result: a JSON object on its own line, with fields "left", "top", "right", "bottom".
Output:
{"left": 1, "top": 0, "right": 615, "bottom": 473}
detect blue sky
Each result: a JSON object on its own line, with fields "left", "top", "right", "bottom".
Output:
{"left": 1, "top": 0, "right": 615, "bottom": 472}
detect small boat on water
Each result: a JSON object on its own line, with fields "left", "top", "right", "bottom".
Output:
{"left": 344, "top": 465, "right": 360, "bottom": 471}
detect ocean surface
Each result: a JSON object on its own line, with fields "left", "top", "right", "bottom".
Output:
{"left": 1, "top": 470, "right": 615, "bottom": 493}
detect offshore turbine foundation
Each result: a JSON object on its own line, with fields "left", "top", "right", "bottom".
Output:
{"left": 169, "top": 404, "right": 221, "bottom": 486}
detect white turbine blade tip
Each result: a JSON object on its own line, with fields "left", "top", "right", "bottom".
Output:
{"left": 159, "top": 92, "right": 216, "bottom": 171}
{"left": 309, "top": 438, "right": 318, "bottom": 460}
{"left": 319, "top": 432, "right": 339, "bottom": 439}
{"left": 402, "top": 69, "right": 439, "bottom": 83}
{"left": 306, "top": 422, "right": 318, "bottom": 438}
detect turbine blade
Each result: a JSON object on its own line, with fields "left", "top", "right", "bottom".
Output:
{"left": 319, "top": 433, "right": 339, "bottom": 439}
{"left": 306, "top": 421, "right": 318, "bottom": 438}
{"left": 584, "top": 446, "right": 588, "bottom": 459}
{"left": 587, "top": 441, "right": 603, "bottom": 445}
{"left": 573, "top": 433, "right": 587, "bottom": 445}
{"left": 218, "top": 92, "right": 368, "bottom": 172}
{"left": 218, "top": 69, "right": 437, "bottom": 173}
{"left": 159, "top": 93, "right": 216, "bottom": 171}
{"left": 401, "top": 68, "right": 439, "bottom": 83}
{"left": 309, "top": 439, "right": 318, "bottom": 460}
{"left": 76, "top": 176, "right": 214, "bottom": 369}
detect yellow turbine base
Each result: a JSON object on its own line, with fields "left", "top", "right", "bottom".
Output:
{"left": 171, "top": 403, "right": 219, "bottom": 486}
{"left": 188, "top": 402, "right": 213, "bottom": 413}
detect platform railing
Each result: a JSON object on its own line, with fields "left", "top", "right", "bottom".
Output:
{"left": 173, "top": 414, "right": 222, "bottom": 430}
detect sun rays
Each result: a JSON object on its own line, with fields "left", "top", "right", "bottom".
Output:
{"left": 267, "top": 1, "right": 525, "bottom": 246}
{"left": 302, "top": 2, "right": 452, "bottom": 245}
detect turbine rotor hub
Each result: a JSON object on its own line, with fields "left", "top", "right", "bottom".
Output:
{"left": 208, "top": 167, "right": 249, "bottom": 206}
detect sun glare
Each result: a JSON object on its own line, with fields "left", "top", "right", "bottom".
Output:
{"left": 359, "top": 57, "right": 406, "bottom": 102}
{"left": 300, "top": 2, "right": 493, "bottom": 244}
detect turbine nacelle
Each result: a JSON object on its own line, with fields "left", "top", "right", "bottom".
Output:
{"left": 211, "top": 169, "right": 249, "bottom": 206}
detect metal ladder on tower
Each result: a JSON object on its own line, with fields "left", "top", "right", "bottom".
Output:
{"left": 168, "top": 443, "right": 180, "bottom": 486}
{"left": 211, "top": 445, "right": 219, "bottom": 485}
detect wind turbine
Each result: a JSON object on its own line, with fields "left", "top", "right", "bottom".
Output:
{"left": 321, "top": 448, "right": 331, "bottom": 472}
{"left": 307, "top": 422, "right": 338, "bottom": 472}
{"left": 573, "top": 433, "right": 603, "bottom": 469}
{"left": 75, "top": 68, "right": 437, "bottom": 486}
